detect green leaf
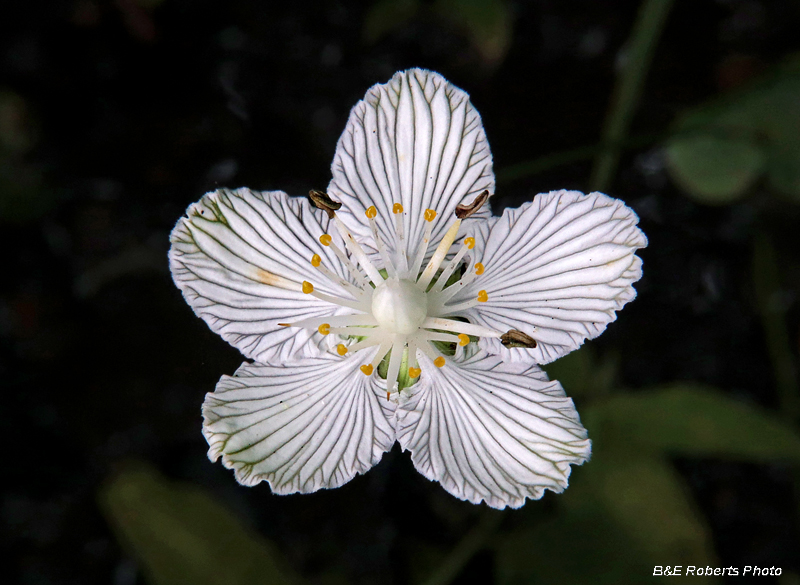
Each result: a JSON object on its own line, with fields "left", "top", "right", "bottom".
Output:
{"left": 665, "top": 133, "right": 765, "bottom": 204}
{"left": 99, "top": 461, "right": 300, "bottom": 585}
{"left": 562, "top": 452, "right": 719, "bottom": 579}
{"left": 665, "top": 53, "right": 800, "bottom": 202}
{"left": 496, "top": 509, "right": 654, "bottom": 585}
{"left": 498, "top": 446, "right": 719, "bottom": 583}
{"left": 583, "top": 384, "right": 800, "bottom": 461}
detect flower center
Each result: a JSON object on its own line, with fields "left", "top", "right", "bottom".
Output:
{"left": 280, "top": 198, "right": 502, "bottom": 398}
{"left": 371, "top": 279, "right": 427, "bottom": 334}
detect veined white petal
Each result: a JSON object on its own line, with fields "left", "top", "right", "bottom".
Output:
{"left": 397, "top": 352, "right": 590, "bottom": 509}
{"left": 329, "top": 68, "right": 494, "bottom": 264}
{"left": 203, "top": 351, "right": 396, "bottom": 494}
{"left": 449, "top": 190, "right": 647, "bottom": 364}
{"left": 169, "top": 188, "right": 357, "bottom": 362}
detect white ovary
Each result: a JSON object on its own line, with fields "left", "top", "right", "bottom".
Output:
{"left": 371, "top": 279, "right": 428, "bottom": 335}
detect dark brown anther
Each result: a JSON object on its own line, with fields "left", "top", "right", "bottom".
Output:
{"left": 455, "top": 190, "right": 490, "bottom": 219}
{"left": 500, "top": 329, "right": 538, "bottom": 349}
{"left": 308, "top": 189, "right": 342, "bottom": 219}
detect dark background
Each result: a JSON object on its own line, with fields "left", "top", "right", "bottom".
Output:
{"left": 2, "top": 1, "right": 800, "bottom": 584}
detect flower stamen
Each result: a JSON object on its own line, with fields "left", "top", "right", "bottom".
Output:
{"left": 393, "top": 203, "right": 407, "bottom": 272}
{"left": 365, "top": 206, "right": 397, "bottom": 279}
{"left": 431, "top": 236, "right": 474, "bottom": 293}
{"left": 418, "top": 219, "right": 462, "bottom": 289}
{"left": 333, "top": 216, "right": 384, "bottom": 284}
{"left": 410, "top": 209, "right": 436, "bottom": 278}
{"left": 282, "top": 199, "right": 506, "bottom": 394}
{"left": 318, "top": 235, "right": 369, "bottom": 287}
{"left": 302, "top": 281, "right": 364, "bottom": 311}
{"left": 311, "top": 254, "right": 365, "bottom": 297}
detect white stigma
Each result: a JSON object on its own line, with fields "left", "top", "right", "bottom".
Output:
{"left": 283, "top": 202, "right": 502, "bottom": 398}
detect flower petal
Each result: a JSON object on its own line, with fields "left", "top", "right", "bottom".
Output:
{"left": 169, "top": 188, "right": 356, "bottom": 362}
{"left": 329, "top": 68, "right": 494, "bottom": 262}
{"left": 203, "top": 350, "right": 396, "bottom": 494}
{"left": 397, "top": 352, "right": 590, "bottom": 509}
{"left": 451, "top": 190, "right": 647, "bottom": 364}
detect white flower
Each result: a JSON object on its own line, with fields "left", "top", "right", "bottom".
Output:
{"left": 169, "top": 69, "right": 647, "bottom": 509}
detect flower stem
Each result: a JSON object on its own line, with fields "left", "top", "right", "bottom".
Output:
{"left": 419, "top": 510, "right": 504, "bottom": 585}
{"left": 752, "top": 232, "right": 800, "bottom": 518}
{"left": 496, "top": 133, "right": 661, "bottom": 184}
{"left": 752, "top": 233, "right": 800, "bottom": 423}
{"left": 590, "top": 0, "right": 675, "bottom": 192}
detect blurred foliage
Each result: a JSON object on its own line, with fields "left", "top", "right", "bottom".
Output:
{"left": 665, "top": 54, "right": 800, "bottom": 203}
{"left": 363, "top": 0, "right": 418, "bottom": 45}
{"left": 497, "top": 413, "right": 719, "bottom": 583}
{"left": 0, "top": 90, "right": 38, "bottom": 153}
{"left": 583, "top": 384, "right": 800, "bottom": 461}
{"left": 525, "top": 343, "right": 800, "bottom": 584}
{"left": 97, "top": 353, "right": 800, "bottom": 585}
{"left": 16, "top": 0, "right": 795, "bottom": 581}
{"left": 363, "top": 0, "right": 513, "bottom": 68}
{"left": 753, "top": 233, "right": 800, "bottom": 422}
{"left": 100, "top": 462, "right": 301, "bottom": 585}
{"left": 497, "top": 508, "right": 654, "bottom": 585}
{"left": 542, "top": 344, "right": 619, "bottom": 400}
{"left": 0, "top": 89, "right": 50, "bottom": 222}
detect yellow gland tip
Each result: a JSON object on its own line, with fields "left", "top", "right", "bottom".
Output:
{"left": 477, "top": 290, "right": 488, "bottom": 302}
{"left": 360, "top": 364, "right": 374, "bottom": 376}
{"left": 434, "top": 356, "right": 446, "bottom": 368}
{"left": 475, "top": 262, "right": 485, "bottom": 275}
{"left": 408, "top": 366, "right": 421, "bottom": 378}
{"left": 424, "top": 209, "right": 437, "bottom": 222}
{"left": 302, "top": 281, "right": 314, "bottom": 294}
{"left": 464, "top": 237, "right": 476, "bottom": 249}
{"left": 365, "top": 205, "right": 377, "bottom": 219}
{"left": 311, "top": 253, "right": 321, "bottom": 267}
{"left": 318, "top": 323, "right": 330, "bottom": 335}
{"left": 458, "top": 333, "right": 470, "bottom": 346}
{"left": 319, "top": 234, "right": 332, "bottom": 246}
{"left": 336, "top": 344, "right": 348, "bottom": 356}
{"left": 393, "top": 203, "right": 404, "bottom": 214}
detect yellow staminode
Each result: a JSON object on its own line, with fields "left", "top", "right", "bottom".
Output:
{"left": 360, "top": 364, "right": 374, "bottom": 376}
{"left": 318, "top": 323, "right": 330, "bottom": 335}
{"left": 393, "top": 203, "right": 403, "bottom": 214}
{"left": 302, "top": 281, "right": 314, "bottom": 294}
{"left": 464, "top": 237, "right": 475, "bottom": 249}
{"left": 311, "top": 253, "right": 321, "bottom": 267}
{"left": 424, "top": 209, "right": 437, "bottom": 222}
{"left": 408, "top": 366, "right": 421, "bottom": 378}
{"left": 434, "top": 356, "right": 446, "bottom": 368}
{"left": 336, "top": 344, "right": 348, "bottom": 356}
{"left": 475, "top": 262, "right": 485, "bottom": 275}
{"left": 458, "top": 333, "right": 470, "bottom": 346}
{"left": 477, "top": 290, "right": 488, "bottom": 302}
{"left": 319, "top": 234, "right": 332, "bottom": 246}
